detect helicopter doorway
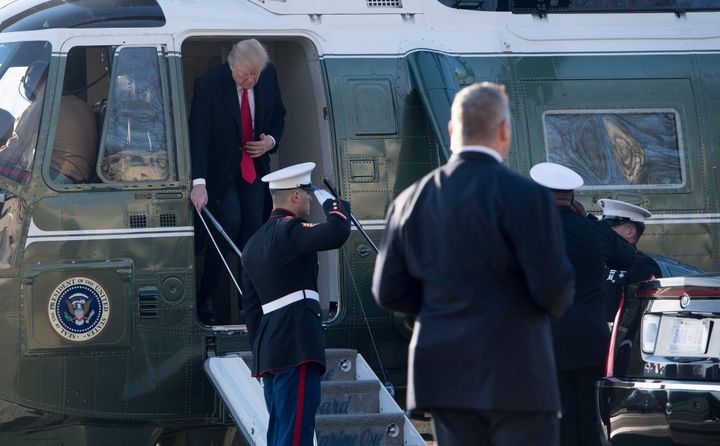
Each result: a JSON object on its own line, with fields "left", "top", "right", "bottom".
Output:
{"left": 181, "top": 37, "right": 341, "bottom": 327}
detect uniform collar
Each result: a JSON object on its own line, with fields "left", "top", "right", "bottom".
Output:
{"left": 270, "top": 208, "right": 295, "bottom": 218}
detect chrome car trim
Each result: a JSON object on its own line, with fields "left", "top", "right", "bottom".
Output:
{"left": 649, "top": 299, "right": 720, "bottom": 313}
{"left": 647, "top": 275, "right": 720, "bottom": 289}
{"left": 601, "top": 378, "right": 720, "bottom": 392}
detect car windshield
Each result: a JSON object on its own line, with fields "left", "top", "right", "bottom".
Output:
{"left": 0, "top": 41, "right": 51, "bottom": 184}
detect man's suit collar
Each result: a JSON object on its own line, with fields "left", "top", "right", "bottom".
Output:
{"left": 222, "top": 63, "right": 271, "bottom": 138}
{"left": 253, "top": 65, "right": 269, "bottom": 125}
{"left": 452, "top": 151, "right": 502, "bottom": 163}
{"left": 222, "top": 63, "right": 243, "bottom": 133}
{"left": 454, "top": 145, "right": 504, "bottom": 162}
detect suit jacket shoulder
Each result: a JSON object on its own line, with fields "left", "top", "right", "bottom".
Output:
{"left": 196, "top": 62, "right": 232, "bottom": 88}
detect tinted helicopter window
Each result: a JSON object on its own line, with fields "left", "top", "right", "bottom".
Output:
{"left": 99, "top": 46, "right": 171, "bottom": 182}
{"left": 436, "top": 1, "right": 720, "bottom": 12}
{"left": 0, "top": 0, "right": 165, "bottom": 33}
{"left": 507, "top": 0, "right": 720, "bottom": 13}
{"left": 0, "top": 41, "right": 51, "bottom": 185}
{"left": 543, "top": 110, "right": 684, "bottom": 189}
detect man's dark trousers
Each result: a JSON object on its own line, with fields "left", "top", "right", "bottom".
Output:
{"left": 432, "top": 409, "right": 560, "bottom": 446}
{"left": 263, "top": 363, "right": 322, "bottom": 446}
{"left": 198, "top": 177, "right": 265, "bottom": 322}
{"left": 558, "top": 366, "right": 604, "bottom": 446}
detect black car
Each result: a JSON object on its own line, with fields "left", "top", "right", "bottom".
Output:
{"left": 598, "top": 274, "right": 720, "bottom": 446}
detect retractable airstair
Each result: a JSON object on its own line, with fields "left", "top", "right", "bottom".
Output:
{"left": 205, "top": 348, "right": 426, "bottom": 446}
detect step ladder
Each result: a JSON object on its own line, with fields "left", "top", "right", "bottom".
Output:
{"left": 204, "top": 349, "right": 426, "bottom": 446}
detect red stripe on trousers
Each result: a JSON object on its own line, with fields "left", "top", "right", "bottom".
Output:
{"left": 293, "top": 363, "right": 307, "bottom": 446}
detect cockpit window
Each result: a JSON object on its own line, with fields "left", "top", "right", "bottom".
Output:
{"left": 0, "top": 41, "right": 51, "bottom": 185}
{"left": 0, "top": 0, "right": 165, "bottom": 33}
{"left": 47, "top": 45, "right": 109, "bottom": 185}
{"left": 543, "top": 109, "right": 685, "bottom": 189}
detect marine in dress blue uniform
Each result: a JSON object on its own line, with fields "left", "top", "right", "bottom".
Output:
{"left": 240, "top": 162, "right": 351, "bottom": 446}
{"left": 531, "top": 163, "right": 636, "bottom": 446}
{"left": 599, "top": 199, "right": 662, "bottom": 322}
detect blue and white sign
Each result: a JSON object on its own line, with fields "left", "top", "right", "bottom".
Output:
{"left": 48, "top": 277, "right": 110, "bottom": 342}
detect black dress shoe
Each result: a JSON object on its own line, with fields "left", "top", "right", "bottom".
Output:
{"left": 198, "top": 296, "right": 215, "bottom": 325}
{"left": 198, "top": 312, "right": 216, "bottom": 325}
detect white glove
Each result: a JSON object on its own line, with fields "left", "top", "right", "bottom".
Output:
{"left": 313, "top": 189, "right": 334, "bottom": 205}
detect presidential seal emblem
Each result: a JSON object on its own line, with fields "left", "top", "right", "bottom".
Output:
{"left": 48, "top": 277, "right": 110, "bottom": 342}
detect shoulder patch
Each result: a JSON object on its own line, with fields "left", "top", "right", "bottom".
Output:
{"left": 301, "top": 222, "right": 319, "bottom": 228}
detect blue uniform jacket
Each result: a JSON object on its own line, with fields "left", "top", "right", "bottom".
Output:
{"left": 241, "top": 199, "right": 350, "bottom": 376}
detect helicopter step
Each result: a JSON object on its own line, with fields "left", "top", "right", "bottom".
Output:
{"left": 204, "top": 349, "right": 425, "bottom": 446}
{"left": 318, "top": 380, "right": 381, "bottom": 415}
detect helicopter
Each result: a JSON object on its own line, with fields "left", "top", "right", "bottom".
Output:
{"left": 0, "top": 0, "right": 718, "bottom": 445}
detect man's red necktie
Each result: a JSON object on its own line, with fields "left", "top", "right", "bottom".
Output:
{"left": 240, "top": 88, "right": 256, "bottom": 183}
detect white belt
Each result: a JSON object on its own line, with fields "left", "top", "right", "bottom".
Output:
{"left": 262, "top": 290, "right": 319, "bottom": 315}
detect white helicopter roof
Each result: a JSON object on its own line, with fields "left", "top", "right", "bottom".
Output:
{"left": 0, "top": 0, "right": 718, "bottom": 56}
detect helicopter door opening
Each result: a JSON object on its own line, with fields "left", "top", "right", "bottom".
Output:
{"left": 181, "top": 37, "right": 341, "bottom": 326}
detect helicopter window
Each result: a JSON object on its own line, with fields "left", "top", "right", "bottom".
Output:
{"left": 98, "top": 46, "right": 172, "bottom": 183}
{"left": 436, "top": 0, "right": 720, "bottom": 13}
{"left": 47, "top": 46, "right": 111, "bottom": 185}
{"left": 0, "top": 0, "right": 165, "bottom": 34}
{"left": 543, "top": 109, "right": 685, "bottom": 189}
{"left": 0, "top": 41, "right": 51, "bottom": 185}
{"left": 0, "top": 192, "right": 25, "bottom": 269}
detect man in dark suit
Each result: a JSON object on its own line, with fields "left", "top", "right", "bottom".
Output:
{"left": 599, "top": 199, "right": 662, "bottom": 322}
{"left": 372, "top": 82, "right": 575, "bottom": 446}
{"left": 240, "top": 162, "right": 351, "bottom": 446}
{"left": 189, "top": 39, "right": 286, "bottom": 324}
{"left": 530, "top": 163, "right": 636, "bottom": 446}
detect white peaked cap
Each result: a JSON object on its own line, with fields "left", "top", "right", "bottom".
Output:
{"left": 529, "top": 162, "right": 584, "bottom": 191}
{"left": 599, "top": 199, "right": 652, "bottom": 223}
{"left": 262, "top": 162, "right": 316, "bottom": 190}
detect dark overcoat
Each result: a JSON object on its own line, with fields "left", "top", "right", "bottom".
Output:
{"left": 189, "top": 62, "right": 285, "bottom": 212}
{"left": 553, "top": 207, "right": 636, "bottom": 370}
{"left": 372, "top": 151, "right": 575, "bottom": 412}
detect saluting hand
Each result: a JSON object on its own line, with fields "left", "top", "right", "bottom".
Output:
{"left": 245, "top": 133, "right": 274, "bottom": 158}
{"left": 191, "top": 184, "right": 208, "bottom": 212}
{"left": 313, "top": 189, "right": 334, "bottom": 205}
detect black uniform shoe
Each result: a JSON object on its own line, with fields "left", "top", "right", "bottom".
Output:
{"left": 198, "top": 297, "right": 215, "bottom": 325}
